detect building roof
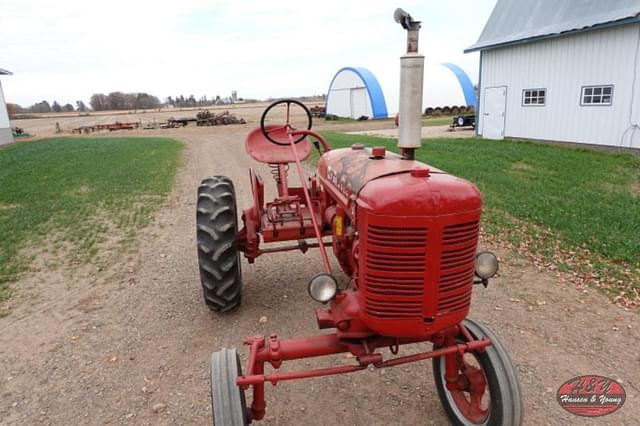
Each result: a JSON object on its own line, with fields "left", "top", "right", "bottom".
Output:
{"left": 465, "top": 0, "right": 640, "bottom": 53}
{"left": 0, "top": 68, "right": 12, "bottom": 75}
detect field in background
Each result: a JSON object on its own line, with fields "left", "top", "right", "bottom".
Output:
{"left": 0, "top": 137, "right": 183, "bottom": 305}
{"left": 10, "top": 101, "right": 462, "bottom": 139}
{"left": 318, "top": 132, "right": 640, "bottom": 303}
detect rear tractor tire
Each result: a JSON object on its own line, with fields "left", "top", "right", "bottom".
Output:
{"left": 197, "top": 176, "right": 242, "bottom": 312}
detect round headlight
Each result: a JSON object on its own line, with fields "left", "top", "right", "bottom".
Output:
{"left": 475, "top": 251, "right": 499, "bottom": 279}
{"left": 307, "top": 273, "right": 338, "bottom": 303}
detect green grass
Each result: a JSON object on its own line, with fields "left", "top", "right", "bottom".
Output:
{"left": 314, "top": 132, "right": 640, "bottom": 298}
{"left": 421, "top": 116, "right": 453, "bottom": 127}
{"left": 0, "top": 137, "right": 183, "bottom": 304}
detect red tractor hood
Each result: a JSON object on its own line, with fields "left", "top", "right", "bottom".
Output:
{"left": 318, "top": 147, "right": 440, "bottom": 197}
{"left": 318, "top": 147, "right": 481, "bottom": 216}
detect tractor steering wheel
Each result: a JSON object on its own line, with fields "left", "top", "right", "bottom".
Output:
{"left": 260, "top": 99, "right": 312, "bottom": 146}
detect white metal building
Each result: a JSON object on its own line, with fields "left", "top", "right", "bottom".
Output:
{"left": 467, "top": 0, "right": 640, "bottom": 148}
{"left": 0, "top": 68, "right": 13, "bottom": 146}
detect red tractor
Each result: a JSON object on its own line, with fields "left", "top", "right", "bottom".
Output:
{"left": 197, "top": 9, "right": 523, "bottom": 425}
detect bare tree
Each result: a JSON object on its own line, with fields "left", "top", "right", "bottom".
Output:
{"left": 90, "top": 94, "right": 108, "bottom": 111}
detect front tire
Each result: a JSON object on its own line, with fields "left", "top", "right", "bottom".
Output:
{"left": 211, "top": 348, "right": 249, "bottom": 425}
{"left": 197, "top": 176, "right": 242, "bottom": 312}
{"left": 433, "top": 319, "right": 523, "bottom": 426}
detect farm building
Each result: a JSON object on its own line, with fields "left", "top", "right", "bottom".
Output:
{"left": 466, "top": 0, "right": 640, "bottom": 148}
{"left": 326, "top": 64, "right": 476, "bottom": 119}
{"left": 326, "top": 67, "right": 389, "bottom": 119}
{"left": 0, "top": 68, "right": 13, "bottom": 146}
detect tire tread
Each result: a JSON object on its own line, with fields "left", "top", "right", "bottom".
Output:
{"left": 197, "top": 176, "right": 242, "bottom": 312}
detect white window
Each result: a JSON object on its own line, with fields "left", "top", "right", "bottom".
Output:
{"left": 523, "top": 89, "right": 546, "bottom": 106}
{"left": 581, "top": 85, "right": 613, "bottom": 106}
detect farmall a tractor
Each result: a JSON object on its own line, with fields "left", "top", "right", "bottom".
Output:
{"left": 196, "top": 9, "right": 523, "bottom": 426}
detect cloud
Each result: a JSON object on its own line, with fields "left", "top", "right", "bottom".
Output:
{"left": 0, "top": 0, "right": 495, "bottom": 106}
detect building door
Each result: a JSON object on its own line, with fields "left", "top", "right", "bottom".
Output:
{"left": 483, "top": 86, "right": 507, "bottom": 140}
{"left": 350, "top": 87, "right": 367, "bottom": 119}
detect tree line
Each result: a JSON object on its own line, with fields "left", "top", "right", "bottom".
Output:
{"left": 89, "top": 92, "right": 161, "bottom": 111}
{"left": 5, "top": 90, "right": 304, "bottom": 117}
{"left": 7, "top": 100, "right": 89, "bottom": 115}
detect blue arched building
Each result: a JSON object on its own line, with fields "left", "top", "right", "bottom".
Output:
{"left": 325, "top": 67, "right": 388, "bottom": 119}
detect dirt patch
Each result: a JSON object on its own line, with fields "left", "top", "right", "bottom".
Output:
{"left": 511, "top": 161, "right": 533, "bottom": 172}
{"left": 65, "top": 185, "right": 92, "bottom": 197}
{"left": 346, "top": 125, "right": 474, "bottom": 139}
{"left": 1, "top": 123, "right": 639, "bottom": 425}
{"left": 0, "top": 203, "right": 20, "bottom": 211}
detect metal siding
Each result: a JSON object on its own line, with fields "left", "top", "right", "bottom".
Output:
{"left": 0, "top": 81, "right": 10, "bottom": 130}
{"left": 0, "top": 79, "right": 13, "bottom": 145}
{"left": 479, "top": 24, "right": 639, "bottom": 147}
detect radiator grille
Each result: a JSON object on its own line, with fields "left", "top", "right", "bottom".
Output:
{"left": 438, "top": 221, "right": 479, "bottom": 314}
{"left": 364, "top": 225, "right": 427, "bottom": 319}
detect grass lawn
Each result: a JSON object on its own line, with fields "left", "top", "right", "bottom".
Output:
{"left": 321, "top": 115, "right": 452, "bottom": 127}
{"left": 315, "top": 132, "right": 640, "bottom": 302}
{"left": 421, "top": 116, "right": 453, "bottom": 127}
{"left": 0, "top": 137, "right": 183, "bottom": 305}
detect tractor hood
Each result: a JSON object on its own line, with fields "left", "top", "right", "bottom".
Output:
{"left": 318, "top": 146, "right": 442, "bottom": 198}
{"left": 318, "top": 146, "right": 481, "bottom": 216}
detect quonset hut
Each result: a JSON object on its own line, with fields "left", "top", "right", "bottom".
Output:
{"left": 326, "top": 64, "right": 476, "bottom": 119}
{"left": 325, "top": 67, "right": 388, "bottom": 119}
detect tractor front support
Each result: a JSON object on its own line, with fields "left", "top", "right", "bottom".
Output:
{"left": 236, "top": 324, "right": 492, "bottom": 421}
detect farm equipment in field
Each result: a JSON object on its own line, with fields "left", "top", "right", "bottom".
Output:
{"left": 197, "top": 9, "right": 522, "bottom": 425}
{"left": 196, "top": 110, "right": 247, "bottom": 126}
{"left": 72, "top": 121, "right": 140, "bottom": 134}
{"left": 11, "top": 126, "right": 24, "bottom": 136}
{"left": 168, "top": 117, "right": 196, "bottom": 127}
{"left": 96, "top": 121, "right": 140, "bottom": 131}
{"left": 450, "top": 114, "right": 476, "bottom": 130}
{"left": 309, "top": 105, "right": 326, "bottom": 118}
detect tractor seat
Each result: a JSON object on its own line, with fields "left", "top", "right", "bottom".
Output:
{"left": 245, "top": 125, "right": 312, "bottom": 164}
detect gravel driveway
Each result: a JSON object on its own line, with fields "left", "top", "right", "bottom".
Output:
{"left": 0, "top": 120, "right": 638, "bottom": 425}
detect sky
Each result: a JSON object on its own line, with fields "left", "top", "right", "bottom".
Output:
{"left": 0, "top": 0, "right": 496, "bottom": 108}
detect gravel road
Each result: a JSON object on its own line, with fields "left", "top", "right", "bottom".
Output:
{"left": 1, "top": 118, "right": 638, "bottom": 425}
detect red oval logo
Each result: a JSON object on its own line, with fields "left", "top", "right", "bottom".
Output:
{"left": 557, "top": 375, "right": 626, "bottom": 417}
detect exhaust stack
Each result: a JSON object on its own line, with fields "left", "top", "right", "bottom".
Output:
{"left": 394, "top": 8, "right": 424, "bottom": 160}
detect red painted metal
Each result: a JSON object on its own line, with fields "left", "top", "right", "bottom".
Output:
{"left": 238, "top": 364, "right": 368, "bottom": 386}
{"left": 219, "top": 99, "right": 492, "bottom": 421}
{"left": 245, "top": 126, "right": 312, "bottom": 164}
{"left": 238, "top": 125, "right": 335, "bottom": 264}
{"left": 236, "top": 322, "right": 492, "bottom": 422}
{"left": 371, "top": 146, "right": 386, "bottom": 158}
{"left": 291, "top": 129, "right": 331, "bottom": 153}
{"left": 286, "top": 131, "right": 332, "bottom": 273}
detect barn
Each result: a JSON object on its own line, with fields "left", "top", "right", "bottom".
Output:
{"left": 325, "top": 67, "right": 388, "bottom": 119}
{"left": 466, "top": 0, "right": 640, "bottom": 148}
{"left": 0, "top": 68, "right": 13, "bottom": 146}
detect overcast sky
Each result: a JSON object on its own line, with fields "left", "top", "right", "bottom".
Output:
{"left": 0, "top": 0, "right": 496, "bottom": 107}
